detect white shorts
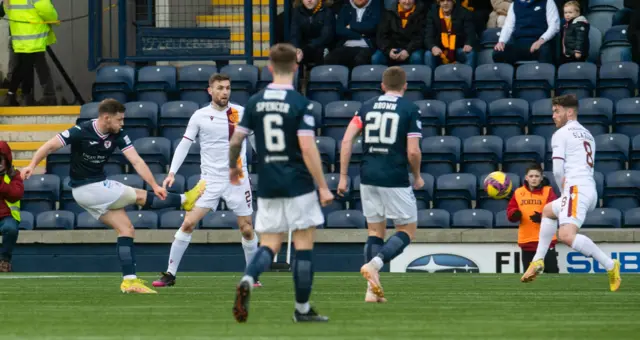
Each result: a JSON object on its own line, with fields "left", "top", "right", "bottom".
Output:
{"left": 360, "top": 184, "right": 418, "bottom": 225}
{"left": 196, "top": 176, "right": 253, "bottom": 216}
{"left": 255, "top": 191, "right": 324, "bottom": 234}
{"left": 72, "top": 180, "right": 136, "bottom": 220}
{"left": 552, "top": 184, "right": 598, "bottom": 228}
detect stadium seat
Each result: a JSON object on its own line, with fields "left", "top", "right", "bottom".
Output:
{"left": 613, "top": 98, "right": 640, "bottom": 138}
{"left": 544, "top": 138, "right": 553, "bottom": 170}
{"left": 326, "top": 210, "right": 366, "bottom": 229}
{"left": 588, "top": 0, "right": 624, "bottom": 39}
{"left": 432, "top": 64, "right": 473, "bottom": 104}
{"left": 410, "top": 173, "right": 435, "bottom": 208}
{"left": 350, "top": 175, "right": 361, "bottom": 209}
{"left": 486, "top": 99, "right": 528, "bottom": 140}
{"left": 322, "top": 101, "right": 361, "bottom": 141}
{"left": 22, "top": 174, "right": 60, "bottom": 216}
{"left": 321, "top": 201, "right": 346, "bottom": 219}
{"left": 159, "top": 211, "right": 191, "bottom": 229}
{"left": 503, "top": 135, "right": 546, "bottom": 176}
{"left": 529, "top": 99, "right": 555, "bottom": 141}
{"left": 308, "top": 100, "right": 323, "bottom": 134}
{"left": 125, "top": 211, "right": 158, "bottom": 229}
{"left": 543, "top": 171, "right": 561, "bottom": 197}
{"left": 76, "top": 212, "right": 109, "bottom": 229}
{"left": 202, "top": 211, "right": 238, "bottom": 229}
{"left": 594, "top": 171, "right": 605, "bottom": 201}
{"left": 417, "top": 209, "right": 450, "bottom": 228}
{"left": 623, "top": 207, "right": 640, "bottom": 228}
{"left": 476, "top": 172, "right": 520, "bottom": 213}
{"left": 349, "top": 65, "right": 386, "bottom": 102}
{"left": 106, "top": 174, "right": 143, "bottom": 211}
{"left": 315, "top": 136, "right": 336, "bottom": 172}
{"left": 556, "top": 63, "right": 597, "bottom": 99}
{"left": 307, "top": 65, "right": 349, "bottom": 106}
{"left": 597, "top": 62, "right": 638, "bottom": 103}
{"left": 187, "top": 175, "right": 202, "bottom": 191}
{"left": 18, "top": 211, "right": 34, "bottom": 230}
{"left": 477, "top": 28, "right": 501, "bottom": 65}
{"left": 400, "top": 65, "right": 432, "bottom": 101}
{"left": 45, "top": 145, "right": 71, "bottom": 179}
{"left": 129, "top": 137, "right": 171, "bottom": 174}
{"left": 473, "top": 63, "right": 514, "bottom": 103}
{"left": 600, "top": 25, "right": 633, "bottom": 63}
{"left": 452, "top": 209, "right": 493, "bottom": 228}
{"left": 60, "top": 177, "right": 84, "bottom": 215}
{"left": 421, "top": 136, "right": 461, "bottom": 177}
{"left": 461, "top": 135, "right": 503, "bottom": 176}
{"left": 343, "top": 137, "right": 364, "bottom": 176}
{"left": 172, "top": 139, "right": 201, "bottom": 179}
{"left": 579, "top": 98, "right": 613, "bottom": 137}
{"left": 587, "top": 26, "right": 603, "bottom": 64}
{"left": 92, "top": 65, "right": 135, "bottom": 103}
{"left": 36, "top": 210, "right": 75, "bottom": 230}
{"left": 257, "top": 66, "right": 299, "bottom": 90}
{"left": 583, "top": 208, "right": 622, "bottom": 228}
{"left": 434, "top": 173, "right": 476, "bottom": 213}
{"left": 146, "top": 173, "right": 186, "bottom": 194}
{"left": 220, "top": 64, "right": 259, "bottom": 106}
{"left": 122, "top": 101, "right": 158, "bottom": 140}
{"left": 445, "top": 99, "right": 486, "bottom": 139}
{"left": 513, "top": 63, "right": 555, "bottom": 104}
{"left": 323, "top": 173, "right": 350, "bottom": 203}
{"left": 249, "top": 173, "right": 258, "bottom": 197}
{"left": 135, "top": 66, "right": 177, "bottom": 106}
{"left": 77, "top": 102, "right": 100, "bottom": 124}
{"left": 494, "top": 210, "right": 518, "bottom": 228}
{"left": 177, "top": 65, "right": 217, "bottom": 103}
{"left": 631, "top": 135, "right": 640, "bottom": 170}
{"left": 415, "top": 100, "right": 446, "bottom": 136}
{"left": 603, "top": 170, "right": 640, "bottom": 211}
{"left": 594, "top": 134, "right": 629, "bottom": 174}
{"left": 159, "top": 101, "right": 200, "bottom": 141}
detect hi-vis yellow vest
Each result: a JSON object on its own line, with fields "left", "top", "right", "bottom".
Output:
{"left": 4, "top": 0, "right": 58, "bottom": 53}
{"left": 3, "top": 174, "right": 21, "bottom": 222}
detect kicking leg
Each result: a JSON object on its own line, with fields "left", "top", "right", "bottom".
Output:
{"left": 291, "top": 227, "right": 328, "bottom": 323}
{"left": 134, "top": 180, "right": 206, "bottom": 211}
{"left": 522, "top": 202, "right": 558, "bottom": 282}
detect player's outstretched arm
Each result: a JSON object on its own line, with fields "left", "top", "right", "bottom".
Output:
{"left": 337, "top": 122, "right": 362, "bottom": 196}
{"left": 123, "top": 148, "right": 166, "bottom": 199}
{"left": 229, "top": 130, "right": 247, "bottom": 185}
{"left": 299, "top": 135, "right": 334, "bottom": 206}
{"left": 21, "top": 136, "right": 64, "bottom": 180}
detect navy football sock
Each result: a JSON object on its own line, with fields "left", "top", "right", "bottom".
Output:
{"left": 117, "top": 237, "right": 136, "bottom": 277}
{"left": 142, "top": 191, "right": 182, "bottom": 210}
{"left": 376, "top": 231, "right": 411, "bottom": 264}
{"left": 364, "top": 236, "right": 384, "bottom": 262}
{"left": 293, "top": 250, "right": 314, "bottom": 304}
{"left": 245, "top": 246, "right": 274, "bottom": 280}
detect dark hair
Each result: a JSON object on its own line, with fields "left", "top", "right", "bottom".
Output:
{"left": 269, "top": 43, "right": 297, "bottom": 75}
{"left": 98, "top": 99, "right": 126, "bottom": 115}
{"left": 209, "top": 73, "right": 231, "bottom": 86}
{"left": 525, "top": 163, "right": 543, "bottom": 175}
{"left": 382, "top": 66, "right": 406, "bottom": 92}
{"left": 552, "top": 94, "right": 579, "bottom": 110}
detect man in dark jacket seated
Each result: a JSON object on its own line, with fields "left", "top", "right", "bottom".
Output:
{"left": 291, "top": 0, "right": 335, "bottom": 67}
{"left": 373, "top": 0, "right": 428, "bottom": 65}
{"left": 424, "top": 0, "right": 477, "bottom": 69}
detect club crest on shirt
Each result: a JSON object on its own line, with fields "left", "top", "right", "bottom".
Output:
{"left": 210, "top": 116, "right": 214, "bottom": 121}
{"left": 104, "top": 140, "right": 111, "bottom": 149}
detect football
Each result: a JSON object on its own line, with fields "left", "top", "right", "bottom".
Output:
{"left": 483, "top": 171, "right": 513, "bottom": 199}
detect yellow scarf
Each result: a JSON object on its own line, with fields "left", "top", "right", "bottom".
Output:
{"left": 312, "top": 0, "right": 322, "bottom": 14}
{"left": 461, "top": 0, "right": 474, "bottom": 11}
{"left": 439, "top": 7, "right": 456, "bottom": 64}
{"left": 397, "top": 3, "right": 416, "bottom": 28}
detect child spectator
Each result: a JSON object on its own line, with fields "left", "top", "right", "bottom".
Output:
{"left": 290, "top": 0, "right": 336, "bottom": 67}
{"left": 561, "top": 0, "right": 590, "bottom": 63}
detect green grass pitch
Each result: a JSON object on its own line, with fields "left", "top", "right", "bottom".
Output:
{"left": 0, "top": 273, "right": 639, "bottom": 339}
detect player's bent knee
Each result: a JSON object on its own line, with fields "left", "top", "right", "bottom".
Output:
{"left": 109, "top": 186, "right": 138, "bottom": 210}
{"left": 180, "top": 218, "right": 197, "bottom": 233}
{"left": 237, "top": 216, "right": 253, "bottom": 237}
{"left": 558, "top": 224, "right": 578, "bottom": 245}
{"left": 542, "top": 202, "right": 557, "bottom": 219}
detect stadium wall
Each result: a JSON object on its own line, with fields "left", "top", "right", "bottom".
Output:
{"left": 11, "top": 229, "right": 640, "bottom": 273}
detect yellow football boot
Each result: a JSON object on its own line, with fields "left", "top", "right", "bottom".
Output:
{"left": 521, "top": 259, "right": 545, "bottom": 283}
{"left": 120, "top": 278, "right": 157, "bottom": 294}
{"left": 608, "top": 260, "right": 621, "bottom": 292}
{"left": 182, "top": 179, "right": 206, "bottom": 211}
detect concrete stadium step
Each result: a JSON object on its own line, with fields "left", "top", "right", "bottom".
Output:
{"left": 0, "top": 106, "right": 79, "bottom": 125}
{"left": 214, "top": 6, "right": 284, "bottom": 15}
{"left": 0, "top": 124, "right": 73, "bottom": 142}
{"left": 211, "top": 0, "right": 284, "bottom": 5}
{"left": 196, "top": 14, "right": 271, "bottom": 30}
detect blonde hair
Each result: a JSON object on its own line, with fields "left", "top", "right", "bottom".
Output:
{"left": 564, "top": 1, "right": 581, "bottom": 13}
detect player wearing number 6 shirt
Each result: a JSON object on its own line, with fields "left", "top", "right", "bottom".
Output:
{"left": 521, "top": 94, "right": 621, "bottom": 291}
{"left": 152, "top": 73, "right": 262, "bottom": 288}
{"left": 337, "top": 66, "right": 423, "bottom": 303}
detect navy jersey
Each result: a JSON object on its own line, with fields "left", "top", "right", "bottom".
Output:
{"left": 356, "top": 94, "right": 422, "bottom": 188}
{"left": 237, "top": 85, "right": 316, "bottom": 198}
{"left": 56, "top": 120, "right": 134, "bottom": 188}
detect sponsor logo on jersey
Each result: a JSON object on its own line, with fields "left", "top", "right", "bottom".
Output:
{"left": 406, "top": 254, "right": 480, "bottom": 273}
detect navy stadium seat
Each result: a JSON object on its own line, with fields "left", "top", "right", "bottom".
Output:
{"left": 434, "top": 173, "right": 476, "bottom": 213}
{"left": 76, "top": 212, "right": 109, "bottom": 229}
{"left": 631, "top": 135, "right": 640, "bottom": 170}
{"left": 415, "top": 100, "right": 446, "bottom": 136}
{"left": 135, "top": 66, "right": 177, "bottom": 106}
{"left": 476, "top": 172, "right": 520, "bottom": 213}
{"left": 307, "top": 65, "right": 349, "bottom": 106}
{"left": 308, "top": 100, "right": 323, "bottom": 134}
{"left": 613, "top": 98, "right": 640, "bottom": 138}
{"left": 400, "top": 65, "right": 432, "bottom": 101}
{"left": 172, "top": 139, "right": 201, "bottom": 179}
{"left": 159, "top": 101, "right": 199, "bottom": 141}
{"left": 322, "top": 101, "right": 361, "bottom": 141}
{"left": 130, "top": 137, "right": 171, "bottom": 174}
{"left": 60, "top": 177, "right": 84, "bottom": 215}
{"left": 321, "top": 201, "right": 346, "bottom": 219}
{"left": 592, "top": 171, "right": 605, "bottom": 202}
{"left": 587, "top": 26, "right": 603, "bottom": 64}
{"left": 126, "top": 211, "right": 158, "bottom": 229}
{"left": 452, "top": 209, "right": 493, "bottom": 228}
{"left": 343, "top": 137, "right": 363, "bottom": 176}
{"left": 18, "top": 211, "right": 34, "bottom": 230}
{"left": 410, "top": 173, "right": 435, "bottom": 208}
{"left": 146, "top": 173, "right": 186, "bottom": 194}
{"left": 513, "top": 63, "right": 555, "bottom": 104}
{"left": 92, "top": 65, "right": 135, "bottom": 103}
{"left": 445, "top": 99, "right": 486, "bottom": 139}
{"left": 477, "top": 28, "right": 501, "bottom": 65}
{"left": 600, "top": 25, "right": 633, "bottom": 63}
{"left": 326, "top": 210, "right": 366, "bottom": 229}
{"left": 159, "top": 211, "right": 190, "bottom": 229}
{"left": 503, "top": 135, "right": 546, "bottom": 176}
{"left": 556, "top": 63, "right": 597, "bottom": 99}
{"left": 529, "top": 99, "right": 555, "bottom": 141}
{"left": 473, "top": 63, "right": 514, "bottom": 103}
{"left": 623, "top": 207, "right": 640, "bottom": 228}
{"left": 583, "top": 208, "right": 622, "bottom": 228}
{"left": 420, "top": 136, "right": 461, "bottom": 177}
{"left": 578, "top": 98, "right": 613, "bottom": 136}
{"left": 597, "top": 62, "right": 638, "bottom": 103}
{"left": 202, "top": 211, "right": 238, "bottom": 229}
{"left": 46, "top": 145, "right": 71, "bottom": 179}
{"left": 417, "top": 209, "right": 450, "bottom": 228}
{"left": 349, "top": 65, "right": 386, "bottom": 102}
{"left": 36, "top": 210, "right": 75, "bottom": 230}
{"left": 123, "top": 101, "right": 158, "bottom": 140}
{"left": 323, "top": 174, "right": 350, "bottom": 204}
{"left": 77, "top": 102, "right": 100, "bottom": 124}
{"left": 494, "top": 210, "right": 518, "bottom": 228}
{"left": 257, "top": 66, "right": 299, "bottom": 90}
{"left": 177, "top": 65, "right": 217, "bottom": 103}
{"left": 461, "top": 135, "right": 503, "bottom": 176}
{"left": 432, "top": 64, "right": 473, "bottom": 104}
{"left": 588, "top": 0, "right": 623, "bottom": 33}
{"left": 187, "top": 175, "right": 201, "bottom": 190}
{"left": 603, "top": 170, "right": 640, "bottom": 211}
{"left": 22, "top": 174, "right": 60, "bottom": 216}
{"left": 487, "top": 99, "right": 528, "bottom": 140}
{"left": 350, "top": 175, "right": 361, "bottom": 209}
{"left": 315, "top": 136, "right": 336, "bottom": 172}
{"left": 594, "top": 134, "right": 629, "bottom": 174}
{"left": 220, "top": 64, "right": 259, "bottom": 106}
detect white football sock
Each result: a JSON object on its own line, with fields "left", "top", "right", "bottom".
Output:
{"left": 180, "top": 194, "right": 186, "bottom": 204}
{"left": 571, "top": 234, "right": 615, "bottom": 271}
{"left": 167, "top": 229, "right": 192, "bottom": 276}
{"left": 241, "top": 232, "right": 259, "bottom": 269}
{"left": 123, "top": 275, "right": 137, "bottom": 280}
{"left": 533, "top": 217, "right": 557, "bottom": 262}
{"left": 295, "top": 302, "right": 310, "bottom": 314}
{"left": 370, "top": 256, "right": 384, "bottom": 271}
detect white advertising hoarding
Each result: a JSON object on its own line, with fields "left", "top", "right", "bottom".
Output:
{"left": 390, "top": 243, "right": 640, "bottom": 274}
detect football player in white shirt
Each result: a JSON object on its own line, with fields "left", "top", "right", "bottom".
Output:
{"left": 153, "top": 73, "right": 261, "bottom": 288}
{"left": 521, "top": 94, "right": 621, "bottom": 291}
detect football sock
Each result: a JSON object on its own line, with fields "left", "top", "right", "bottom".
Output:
{"left": 293, "top": 250, "right": 314, "bottom": 313}
{"left": 372, "top": 231, "right": 411, "bottom": 270}
{"left": 142, "top": 191, "right": 183, "bottom": 210}
{"left": 117, "top": 237, "right": 136, "bottom": 279}
{"left": 167, "top": 229, "right": 191, "bottom": 276}
{"left": 241, "top": 232, "right": 259, "bottom": 269}
{"left": 533, "top": 217, "right": 557, "bottom": 262}
{"left": 245, "top": 246, "right": 274, "bottom": 281}
{"left": 364, "top": 236, "right": 384, "bottom": 262}
{"left": 572, "top": 234, "right": 615, "bottom": 271}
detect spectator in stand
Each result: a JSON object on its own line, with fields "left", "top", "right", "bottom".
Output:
{"left": 492, "top": 0, "right": 560, "bottom": 65}
{"left": 507, "top": 164, "right": 559, "bottom": 273}
{"left": 373, "top": 0, "right": 428, "bottom": 65}
{"left": 291, "top": 0, "right": 336, "bottom": 68}
{"left": 629, "top": 1, "right": 640, "bottom": 64}
{"left": 0, "top": 141, "right": 23, "bottom": 273}
{"left": 487, "top": 0, "right": 512, "bottom": 28}
{"left": 424, "top": 0, "right": 477, "bottom": 70}
{"left": 325, "top": 0, "right": 382, "bottom": 68}
{"left": 561, "top": 1, "right": 589, "bottom": 63}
